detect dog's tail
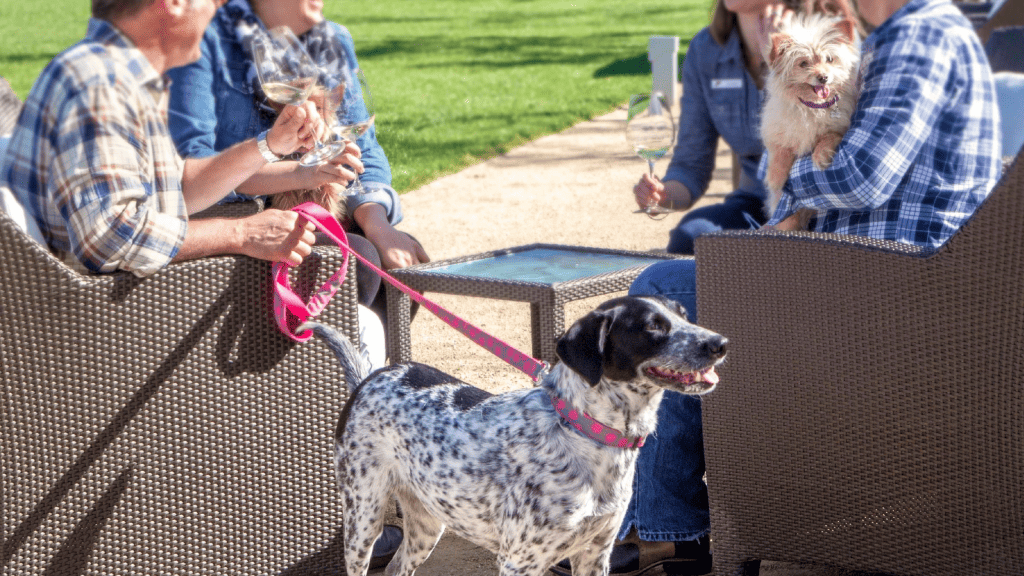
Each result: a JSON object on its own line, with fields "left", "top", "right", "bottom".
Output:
{"left": 298, "top": 321, "right": 367, "bottom": 391}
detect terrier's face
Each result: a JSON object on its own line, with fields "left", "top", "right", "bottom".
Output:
{"left": 768, "top": 14, "right": 859, "bottom": 108}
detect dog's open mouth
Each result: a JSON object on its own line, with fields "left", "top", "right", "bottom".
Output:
{"left": 645, "top": 366, "right": 720, "bottom": 391}
{"left": 812, "top": 84, "right": 831, "bottom": 100}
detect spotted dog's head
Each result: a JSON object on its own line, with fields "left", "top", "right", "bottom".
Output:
{"left": 555, "top": 295, "right": 727, "bottom": 395}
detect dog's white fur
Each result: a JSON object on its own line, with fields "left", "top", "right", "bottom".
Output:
{"left": 761, "top": 12, "right": 860, "bottom": 230}
{"left": 303, "top": 295, "right": 727, "bottom": 576}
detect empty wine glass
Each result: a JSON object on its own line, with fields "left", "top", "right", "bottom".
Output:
{"left": 251, "top": 26, "right": 317, "bottom": 106}
{"left": 625, "top": 92, "right": 675, "bottom": 217}
{"left": 307, "top": 68, "right": 376, "bottom": 194}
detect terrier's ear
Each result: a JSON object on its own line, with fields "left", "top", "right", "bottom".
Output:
{"left": 835, "top": 19, "right": 856, "bottom": 43}
{"left": 769, "top": 33, "right": 791, "bottom": 64}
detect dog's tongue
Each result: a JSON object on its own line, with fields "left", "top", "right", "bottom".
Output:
{"left": 814, "top": 85, "right": 831, "bottom": 100}
{"left": 699, "top": 367, "right": 719, "bottom": 385}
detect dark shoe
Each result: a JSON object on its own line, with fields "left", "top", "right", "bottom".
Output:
{"left": 369, "top": 525, "right": 403, "bottom": 570}
{"left": 549, "top": 532, "right": 711, "bottom": 576}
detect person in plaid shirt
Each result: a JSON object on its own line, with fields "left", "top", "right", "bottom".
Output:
{"left": 0, "top": 0, "right": 352, "bottom": 277}
{"left": 764, "top": 0, "right": 1002, "bottom": 245}
{"left": 616, "top": 0, "right": 1002, "bottom": 570}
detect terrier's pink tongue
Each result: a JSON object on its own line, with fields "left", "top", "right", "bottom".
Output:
{"left": 814, "top": 85, "right": 831, "bottom": 100}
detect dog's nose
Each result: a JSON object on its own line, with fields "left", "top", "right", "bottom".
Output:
{"left": 817, "top": 74, "right": 830, "bottom": 85}
{"left": 702, "top": 335, "right": 728, "bottom": 359}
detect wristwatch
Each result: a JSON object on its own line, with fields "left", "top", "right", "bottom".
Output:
{"left": 256, "top": 130, "right": 282, "bottom": 163}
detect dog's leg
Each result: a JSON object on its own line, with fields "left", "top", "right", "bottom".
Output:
{"left": 567, "top": 543, "right": 615, "bottom": 576}
{"left": 341, "top": 469, "right": 395, "bottom": 576}
{"left": 812, "top": 131, "right": 844, "bottom": 170}
{"left": 383, "top": 493, "right": 445, "bottom": 576}
{"left": 764, "top": 147, "right": 797, "bottom": 204}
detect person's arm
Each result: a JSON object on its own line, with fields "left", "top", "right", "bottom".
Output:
{"left": 173, "top": 209, "right": 316, "bottom": 266}
{"left": 50, "top": 83, "right": 188, "bottom": 276}
{"left": 179, "top": 103, "right": 321, "bottom": 213}
{"left": 635, "top": 31, "right": 719, "bottom": 211}
{"left": 349, "top": 197, "right": 427, "bottom": 269}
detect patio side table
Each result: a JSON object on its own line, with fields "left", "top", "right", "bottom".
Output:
{"left": 384, "top": 243, "right": 682, "bottom": 365}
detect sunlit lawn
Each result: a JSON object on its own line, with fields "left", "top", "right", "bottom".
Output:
{"left": 0, "top": 0, "right": 710, "bottom": 192}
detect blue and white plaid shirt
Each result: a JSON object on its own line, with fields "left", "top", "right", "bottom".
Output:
{"left": 0, "top": 19, "right": 188, "bottom": 276}
{"left": 763, "top": 0, "right": 1002, "bottom": 248}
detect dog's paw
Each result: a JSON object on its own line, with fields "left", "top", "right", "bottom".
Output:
{"left": 812, "top": 133, "right": 844, "bottom": 170}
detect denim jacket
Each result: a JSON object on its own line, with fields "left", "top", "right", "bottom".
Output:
{"left": 664, "top": 27, "right": 768, "bottom": 203}
{"left": 166, "top": 3, "right": 401, "bottom": 223}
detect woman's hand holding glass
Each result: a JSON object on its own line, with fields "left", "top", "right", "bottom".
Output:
{"left": 307, "top": 139, "right": 364, "bottom": 190}
{"left": 633, "top": 172, "right": 668, "bottom": 211}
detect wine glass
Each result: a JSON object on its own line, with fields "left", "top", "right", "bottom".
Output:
{"left": 298, "top": 78, "right": 347, "bottom": 167}
{"left": 251, "top": 26, "right": 317, "bottom": 106}
{"left": 305, "top": 68, "right": 376, "bottom": 194}
{"left": 625, "top": 92, "right": 675, "bottom": 217}
{"left": 325, "top": 68, "right": 374, "bottom": 193}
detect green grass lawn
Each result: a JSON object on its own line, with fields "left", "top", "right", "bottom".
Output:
{"left": 0, "top": 0, "right": 710, "bottom": 192}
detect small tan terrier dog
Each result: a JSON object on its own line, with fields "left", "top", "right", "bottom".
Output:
{"left": 760, "top": 11, "right": 860, "bottom": 230}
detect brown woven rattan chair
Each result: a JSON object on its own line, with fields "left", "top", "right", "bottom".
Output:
{"left": 694, "top": 148, "right": 1024, "bottom": 576}
{"left": 1, "top": 205, "right": 361, "bottom": 575}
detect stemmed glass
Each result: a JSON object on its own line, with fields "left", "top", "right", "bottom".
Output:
{"left": 625, "top": 92, "right": 675, "bottom": 217}
{"left": 251, "top": 26, "right": 317, "bottom": 107}
{"left": 304, "top": 68, "right": 376, "bottom": 194}
{"left": 305, "top": 67, "right": 378, "bottom": 192}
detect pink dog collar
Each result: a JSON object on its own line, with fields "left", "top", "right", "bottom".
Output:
{"left": 549, "top": 395, "right": 646, "bottom": 449}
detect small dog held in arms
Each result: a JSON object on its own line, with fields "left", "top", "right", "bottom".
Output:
{"left": 301, "top": 295, "right": 727, "bottom": 576}
{"left": 760, "top": 9, "right": 860, "bottom": 230}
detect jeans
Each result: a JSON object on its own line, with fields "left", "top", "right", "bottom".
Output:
{"left": 667, "top": 193, "right": 765, "bottom": 255}
{"left": 619, "top": 258, "right": 707, "bottom": 542}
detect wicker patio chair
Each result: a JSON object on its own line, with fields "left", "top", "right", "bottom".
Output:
{"left": 1, "top": 203, "right": 361, "bottom": 575}
{"left": 694, "top": 148, "right": 1024, "bottom": 576}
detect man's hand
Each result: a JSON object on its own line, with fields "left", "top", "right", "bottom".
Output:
{"left": 267, "top": 101, "right": 324, "bottom": 156}
{"left": 236, "top": 209, "right": 317, "bottom": 266}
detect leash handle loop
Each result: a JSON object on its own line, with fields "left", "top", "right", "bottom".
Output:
{"left": 272, "top": 202, "right": 550, "bottom": 381}
{"left": 272, "top": 202, "right": 350, "bottom": 342}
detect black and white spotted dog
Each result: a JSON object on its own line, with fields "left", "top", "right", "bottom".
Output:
{"left": 302, "top": 295, "right": 727, "bottom": 576}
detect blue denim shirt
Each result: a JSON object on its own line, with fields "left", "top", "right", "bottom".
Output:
{"left": 166, "top": 3, "right": 401, "bottom": 223}
{"left": 664, "top": 27, "right": 767, "bottom": 204}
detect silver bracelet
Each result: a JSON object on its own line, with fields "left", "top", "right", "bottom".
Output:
{"left": 256, "top": 130, "right": 282, "bottom": 163}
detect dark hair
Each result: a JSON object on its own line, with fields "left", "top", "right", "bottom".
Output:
{"left": 708, "top": 0, "right": 862, "bottom": 46}
{"left": 92, "top": 0, "right": 157, "bottom": 21}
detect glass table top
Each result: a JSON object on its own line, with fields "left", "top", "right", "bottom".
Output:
{"left": 421, "top": 248, "right": 664, "bottom": 284}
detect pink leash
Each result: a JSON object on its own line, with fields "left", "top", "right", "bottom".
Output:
{"left": 273, "top": 202, "right": 550, "bottom": 382}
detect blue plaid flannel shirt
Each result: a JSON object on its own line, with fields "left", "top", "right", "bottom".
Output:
{"left": 0, "top": 19, "right": 188, "bottom": 276}
{"left": 763, "top": 0, "right": 1002, "bottom": 248}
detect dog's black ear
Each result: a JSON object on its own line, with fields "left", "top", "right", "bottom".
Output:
{"left": 556, "top": 308, "right": 616, "bottom": 386}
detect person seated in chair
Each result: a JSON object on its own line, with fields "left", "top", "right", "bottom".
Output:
{"left": 0, "top": 0, "right": 348, "bottom": 278}
{"left": 603, "top": 0, "right": 1002, "bottom": 574}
